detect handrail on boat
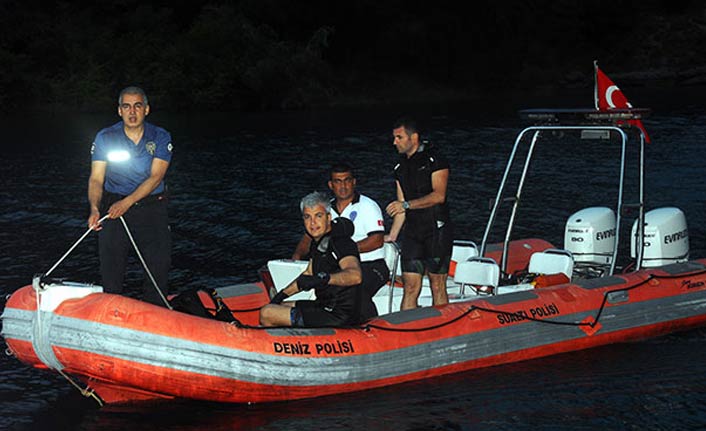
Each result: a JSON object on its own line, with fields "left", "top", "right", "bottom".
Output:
{"left": 386, "top": 242, "right": 401, "bottom": 314}
{"left": 479, "top": 122, "right": 648, "bottom": 281}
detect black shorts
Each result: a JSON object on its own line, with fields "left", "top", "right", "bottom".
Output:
{"left": 401, "top": 223, "right": 453, "bottom": 275}
{"left": 292, "top": 300, "right": 355, "bottom": 327}
{"left": 361, "top": 259, "right": 390, "bottom": 297}
{"left": 358, "top": 258, "right": 390, "bottom": 320}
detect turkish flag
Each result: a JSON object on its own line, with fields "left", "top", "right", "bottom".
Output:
{"left": 594, "top": 62, "right": 651, "bottom": 143}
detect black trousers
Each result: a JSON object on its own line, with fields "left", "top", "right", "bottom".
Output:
{"left": 98, "top": 199, "right": 171, "bottom": 306}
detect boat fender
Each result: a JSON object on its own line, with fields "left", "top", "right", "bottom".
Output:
{"left": 170, "top": 288, "right": 238, "bottom": 323}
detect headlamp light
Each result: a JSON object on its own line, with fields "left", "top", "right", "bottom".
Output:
{"left": 107, "top": 150, "right": 130, "bottom": 162}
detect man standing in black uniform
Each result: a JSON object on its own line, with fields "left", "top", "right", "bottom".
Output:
{"left": 385, "top": 118, "right": 453, "bottom": 310}
{"left": 87, "top": 86, "right": 173, "bottom": 306}
{"left": 260, "top": 192, "right": 363, "bottom": 327}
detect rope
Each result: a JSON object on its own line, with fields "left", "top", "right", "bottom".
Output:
{"left": 363, "top": 268, "right": 706, "bottom": 333}
{"left": 39, "top": 213, "right": 171, "bottom": 308}
{"left": 364, "top": 306, "right": 479, "bottom": 332}
{"left": 45, "top": 215, "right": 110, "bottom": 277}
{"left": 57, "top": 369, "right": 104, "bottom": 407}
{"left": 31, "top": 283, "right": 102, "bottom": 407}
{"left": 34, "top": 279, "right": 43, "bottom": 353}
{"left": 119, "top": 216, "right": 172, "bottom": 309}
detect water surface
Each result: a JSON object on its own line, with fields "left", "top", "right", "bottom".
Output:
{"left": 1, "top": 98, "right": 705, "bottom": 430}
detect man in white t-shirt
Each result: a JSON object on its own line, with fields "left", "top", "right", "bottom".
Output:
{"left": 293, "top": 164, "right": 389, "bottom": 319}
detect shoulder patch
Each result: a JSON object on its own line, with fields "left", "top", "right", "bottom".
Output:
{"left": 90, "top": 143, "right": 95, "bottom": 155}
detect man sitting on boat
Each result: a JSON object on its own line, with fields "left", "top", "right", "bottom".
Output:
{"left": 292, "top": 163, "right": 388, "bottom": 319}
{"left": 260, "top": 191, "right": 364, "bottom": 327}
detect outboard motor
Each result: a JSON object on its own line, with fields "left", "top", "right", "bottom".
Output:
{"left": 631, "top": 207, "right": 689, "bottom": 267}
{"left": 564, "top": 207, "right": 616, "bottom": 277}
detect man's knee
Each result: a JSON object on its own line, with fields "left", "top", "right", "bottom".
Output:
{"left": 428, "top": 273, "right": 448, "bottom": 289}
{"left": 260, "top": 304, "right": 293, "bottom": 327}
{"left": 402, "top": 273, "right": 422, "bottom": 291}
{"left": 259, "top": 305, "right": 271, "bottom": 326}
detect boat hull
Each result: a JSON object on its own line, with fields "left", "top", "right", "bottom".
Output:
{"left": 3, "top": 260, "right": 706, "bottom": 404}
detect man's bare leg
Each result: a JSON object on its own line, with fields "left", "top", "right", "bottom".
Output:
{"left": 401, "top": 272, "right": 423, "bottom": 310}
{"left": 428, "top": 272, "right": 449, "bottom": 306}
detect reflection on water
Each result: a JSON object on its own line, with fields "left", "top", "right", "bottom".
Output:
{"left": 1, "top": 104, "right": 706, "bottom": 430}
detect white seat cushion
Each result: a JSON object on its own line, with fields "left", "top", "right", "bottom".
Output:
{"left": 454, "top": 258, "right": 500, "bottom": 288}
{"left": 528, "top": 249, "right": 574, "bottom": 279}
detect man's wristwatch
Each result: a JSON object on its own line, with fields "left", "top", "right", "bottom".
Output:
{"left": 402, "top": 201, "right": 410, "bottom": 210}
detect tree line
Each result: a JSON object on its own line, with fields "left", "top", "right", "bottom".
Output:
{"left": 1, "top": 0, "right": 705, "bottom": 112}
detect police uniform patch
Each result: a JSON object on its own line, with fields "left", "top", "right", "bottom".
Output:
{"left": 90, "top": 143, "right": 95, "bottom": 155}
{"left": 146, "top": 141, "right": 156, "bottom": 155}
{"left": 167, "top": 142, "right": 173, "bottom": 152}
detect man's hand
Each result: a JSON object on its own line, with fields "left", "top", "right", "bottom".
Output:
{"left": 386, "top": 200, "right": 406, "bottom": 217}
{"left": 88, "top": 210, "right": 102, "bottom": 231}
{"left": 270, "top": 290, "right": 289, "bottom": 304}
{"left": 108, "top": 198, "right": 135, "bottom": 219}
{"left": 297, "top": 272, "right": 330, "bottom": 291}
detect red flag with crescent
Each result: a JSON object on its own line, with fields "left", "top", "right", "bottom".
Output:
{"left": 594, "top": 62, "right": 651, "bottom": 143}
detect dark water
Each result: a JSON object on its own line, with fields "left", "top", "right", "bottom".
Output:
{"left": 1, "top": 93, "right": 706, "bottom": 430}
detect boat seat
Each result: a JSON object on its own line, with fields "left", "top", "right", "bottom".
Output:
{"left": 449, "top": 240, "right": 479, "bottom": 277}
{"left": 454, "top": 257, "right": 500, "bottom": 295}
{"left": 528, "top": 248, "right": 574, "bottom": 279}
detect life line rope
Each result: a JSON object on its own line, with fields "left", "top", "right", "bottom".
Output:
{"left": 40, "top": 214, "right": 171, "bottom": 309}
{"left": 362, "top": 268, "right": 706, "bottom": 333}
{"left": 118, "top": 216, "right": 171, "bottom": 309}
{"left": 45, "top": 215, "right": 110, "bottom": 277}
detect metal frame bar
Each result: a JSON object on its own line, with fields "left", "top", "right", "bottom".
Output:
{"left": 480, "top": 125, "right": 639, "bottom": 280}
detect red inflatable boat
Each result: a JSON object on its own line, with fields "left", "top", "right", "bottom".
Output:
{"left": 3, "top": 108, "right": 706, "bottom": 405}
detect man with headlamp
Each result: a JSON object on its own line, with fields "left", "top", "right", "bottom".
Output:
{"left": 87, "top": 86, "right": 173, "bottom": 305}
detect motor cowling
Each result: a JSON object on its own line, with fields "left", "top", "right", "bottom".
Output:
{"left": 631, "top": 207, "right": 689, "bottom": 267}
{"left": 564, "top": 207, "right": 616, "bottom": 265}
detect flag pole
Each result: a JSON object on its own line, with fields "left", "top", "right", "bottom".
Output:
{"left": 593, "top": 60, "right": 599, "bottom": 110}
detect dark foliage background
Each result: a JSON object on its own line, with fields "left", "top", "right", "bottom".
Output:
{"left": 1, "top": 0, "right": 705, "bottom": 112}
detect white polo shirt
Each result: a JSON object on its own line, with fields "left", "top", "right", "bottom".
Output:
{"left": 331, "top": 193, "right": 386, "bottom": 262}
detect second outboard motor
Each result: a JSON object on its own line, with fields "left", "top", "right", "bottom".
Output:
{"left": 631, "top": 207, "right": 689, "bottom": 267}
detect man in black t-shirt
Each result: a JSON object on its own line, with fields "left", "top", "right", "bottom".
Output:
{"left": 385, "top": 118, "right": 453, "bottom": 310}
{"left": 259, "top": 191, "right": 363, "bottom": 327}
